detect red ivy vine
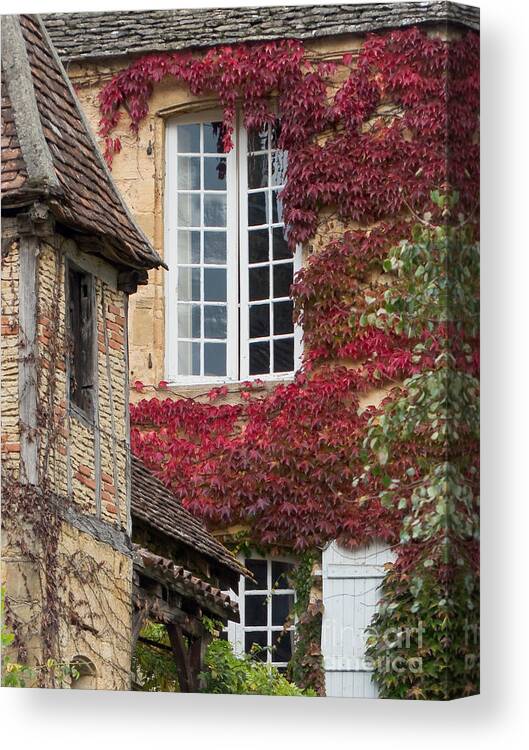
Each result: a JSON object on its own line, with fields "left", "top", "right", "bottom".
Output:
{"left": 99, "top": 27, "right": 479, "bottom": 552}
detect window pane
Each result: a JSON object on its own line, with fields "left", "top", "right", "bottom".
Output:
{"left": 271, "top": 630, "right": 292, "bottom": 663}
{"left": 177, "top": 230, "right": 201, "bottom": 264}
{"left": 245, "top": 594, "right": 268, "bottom": 627}
{"left": 178, "top": 304, "right": 201, "bottom": 338}
{"left": 249, "top": 267, "right": 269, "bottom": 301}
{"left": 273, "top": 301, "right": 293, "bottom": 335}
{"left": 204, "top": 231, "right": 227, "bottom": 264}
{"left": 273, "top": 338, "right": 294, "bottom": 373}
{"left": 204, "top": 193, "right": 226, "bottom": 227}
{"left": 204, "top": 268, "right": 227, "bottom": 302}
{"left": 204, "top": 305, "right": 227, "bottom": 339}
{"left": 178, "top": 341, "right": 200, "bottom": 376}
{"left": 204, "top": 157, "right": 226, "bottom": 190}
{"left": 204, "top": 342, "right": 226, "bottom": 376}
{"left": 250, "top": 304, "right": 270, "bottom": 339}
{"left": 203, "top": 121, "right": 224, "bottom": 153}
{"left": 271, "top": 150, "right": 288, "bottom": 186}
{"left": 270, "top": 120, "right": 281, "bottom": 149}
{"left": 248, "top": 127, "right": 268, "bottom": 152}
{"left": 248, "top": 191, "right": 268, "bottom": 226}
{"left": 248, "top": 153, "right": 268, "bottom": 189}
{"left": 273, "top": 263, "right": 293, "bottom": 299}
{"left": 178, "top": 193, "right": 200, "bottom": 226}
{"left": 177, "top": 156, "right": 200, "bottom": 189}
{"left": 245, "top": 559, "right": 268, "bottom": 590}
{"left": 245, "top": 632, "right": 268, "bottom": 661}
{"left": 272, "top": 227, "right": 291, "bottom": 260}
{"left": 272, "top": 594, "right": 294, "bottom": 626}
{"left": 177, "top": 123, "right": 200, "bottom": 153}
{"left": 250, "top": 341, "right": 270, "bottom": 375}
{"left": 248, "top": 229, "right": 269, "bottom": 264}
{"left": 272, "top": 561, "right": 294, "bottom": 589}
{"left": 272, "top": 189, "right": 283, "bottom": 223}
{"left": 178, "top": 267, "right": 201, "bottom": 301}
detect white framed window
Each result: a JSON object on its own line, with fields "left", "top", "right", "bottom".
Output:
{"left": 226, "top": 556, "right": 296, "bottom": 672}
{"left": 165, "top": 111, "right": 302, "bottom": 384}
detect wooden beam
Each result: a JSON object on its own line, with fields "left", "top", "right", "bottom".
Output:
{"left": 18, "top": 232, "right": 39, "bottom": 485}
{"left": 132, "top": 608, "right": 147, "bottom": 649}
{"left": 166, "top": 623, "right": 193, "bottom": 693}
{"left": 132, "top": 584, "right": 202, "bottom": 638}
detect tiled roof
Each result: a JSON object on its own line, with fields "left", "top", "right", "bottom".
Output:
{"left": 131, "top": 456, "right": 249, "bottom": 581}
{"left": 1, "top": 70, "right": 28, "bottom": 197}
{"left": 133, "top": 545, "right": 240, "bottom": 621}
{"left": 1, "top": 15, "right": 163, "bottom": 273}
{"left": 43, "top": 3, "right": 480, "bottom": 62}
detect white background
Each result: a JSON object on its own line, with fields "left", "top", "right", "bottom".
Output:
{"left": 1, "top": 1, "right": 528, "bottom": 748}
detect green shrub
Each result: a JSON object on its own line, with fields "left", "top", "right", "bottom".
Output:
{"left": 200, "top": 638, "right": 316, "bottom": 697}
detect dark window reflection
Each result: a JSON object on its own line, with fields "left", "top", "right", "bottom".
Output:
{"left": 271, "top": 630, "right": 292, "bottom": 662}
{"left": 245, "top": 559, "right": 268, "bottom": 589}
{"left": 272, "top": 190, "right": 283, "bottom": 224}
{"left": 272, "top": 561, "right": 294, "bottom": 588}
{"left": 272, "top": 227, "right": 290, "bottom": 260}
{"left": 273, "top": 263, "right": 293, "bottom": 299}
{"left": 248, "top": 191, "right": 268, "bottom": 226}
{"left": 248, "top": 153, "right": 268, "bottom": 189}
{"left": 272, "top": 594, "right": 294, "bottom": 627}
{"left": 250, "top": 341, "right": 270, "bottom": 375}
{"left": 249, "top": 267, "right": 269, "bottom": 301}
{"left": 245, "top": 595, "right": 268, "bottom": 627}
{"left": 250, "top": 304, "right": 270, "bottom": 339}
{"left": 248, "top": 127, "right": 269, "bottom": 152}
{"left": 273, "top": 301, "right": 293, "bottom": 335}
{"left": 273, "top": 338, "right": 294, "bottom": 373}
{"left": 248, "top": 229, "right": 270, "bottom": 264}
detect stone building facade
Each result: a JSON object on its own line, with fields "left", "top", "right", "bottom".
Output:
{"left": 40, "top": 3, "right": 480, "bottom": 698}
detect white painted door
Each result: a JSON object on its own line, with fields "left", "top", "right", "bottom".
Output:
{"left": 321, "top": 540, "right": 395, "bottom": 698}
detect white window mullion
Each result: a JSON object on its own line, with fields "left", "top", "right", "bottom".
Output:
{"left": 164, "top": 122, "right": 179, "bottom": 382}
{"left": 238, "top": 123, "right": 250, "bottom": 380}
{"left": 225, "top": 123, "right": 239, "bottom": 382}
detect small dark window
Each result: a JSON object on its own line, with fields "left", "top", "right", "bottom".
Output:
{"left": 68, "top": 266, "right": 94, "bottom": 417}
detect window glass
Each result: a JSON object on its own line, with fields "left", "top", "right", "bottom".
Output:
{"left": 241, "top": 557, "right": 295, "bottom": 669}
{"left": 174, "top": 120, "right": 229, "bottom": 378}
{"left": 168, "top": 115, "right": 298, "bottom": 383}
{"left": 245, "top": 122, "right": 295, "bottom": 376}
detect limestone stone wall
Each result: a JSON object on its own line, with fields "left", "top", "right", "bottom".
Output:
{"left": 58, "top": 522, "right": 132, "bottom": 691}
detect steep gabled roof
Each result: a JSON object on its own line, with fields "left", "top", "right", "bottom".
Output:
{"left": 1, "top": 15, "right": 163, "bottom": 273}
{"left": 43, "top": 2, "right": 480, "bottom": 62}
{"left": 131, "top": 456, "right": 250, "bottom": 582}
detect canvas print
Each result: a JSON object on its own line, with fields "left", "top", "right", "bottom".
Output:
{"left": 1, "top": 2, "right": 479, "bottom": 699}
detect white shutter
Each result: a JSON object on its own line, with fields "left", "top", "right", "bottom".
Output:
{"left": 321, "top": 540, "right": 395, "bottom": 698}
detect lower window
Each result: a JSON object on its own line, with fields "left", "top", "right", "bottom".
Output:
{"left": 227, "top": 556, "right": 295, "bottom": 672}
